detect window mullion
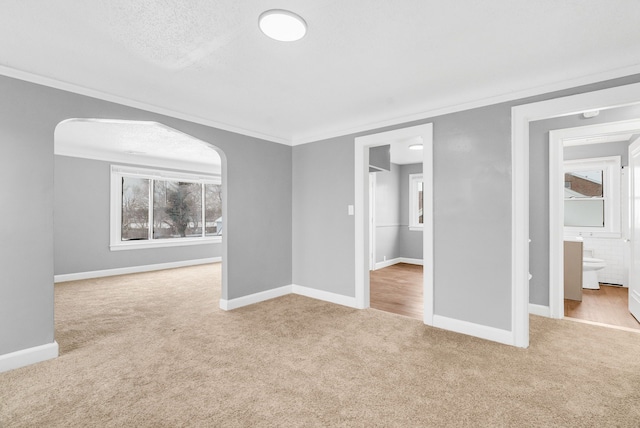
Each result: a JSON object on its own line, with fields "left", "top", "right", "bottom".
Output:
{"left": 148, "top": 179, "right": 154, "bottom": 240}
{"left": 201, "top": 184, "right": 205, "bottom": 237}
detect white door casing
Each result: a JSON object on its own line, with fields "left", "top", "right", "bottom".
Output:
{"left": 512, "top": 81, "right": 640, "bottom": 348}
{"left": 548, "top": 119, "right": 640, "bottom": 319}
{"left": 354, "top": 123, "right": 433, "bottom": 324}
{"left": 628, "top": 137, "right": 640, "bottom": 321}
{"left": 369, "top": 172, "right": 376, "bottom": 271}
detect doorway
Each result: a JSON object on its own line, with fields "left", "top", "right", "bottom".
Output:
{"left": 354, "top": 123, "right": 433, "bottom": 324}
{"left": 549, "top": 119, "right": 640, "bottom": 330}
{"left": 368, "top": 141, "right": 425, "bottom": 320}
{"left": 512, "top": 81, "right": 640, "bottom": 348}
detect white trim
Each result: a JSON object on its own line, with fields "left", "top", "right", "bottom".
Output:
{"left": 513, "top": 81, "right": 640, "bottom": 348}
{"left": 549, "top": 120, "right": 640, "bottom": 319}
{"left": 219, "top": 285, "right": 292, "bottom": 310}
{"left": 54, "top": 257, "right": 220, "bottom": 283}
{"left": 6, "top": 62, "right": 640, "bottom": 149}
{"left": 0, "top": 65, "right": 290, "bottom": 146}
{"left": 110, "top": 164, "right": 222, "bottom": 250}
{"left": 528, "top": 303, "right": 551, "bottom": 317}
{"left": 293, "top": 64, "right": 640, "bottom": 145}
{"left": 409, "top": 173, "right": 424, "bottom": 229}
{"left": 292, "top": 284, "right": 359, "bottom": 308}
{"left": 219, "top": 284, "right": 362, "bottom": 311}
{"left": 355, "top": 124, "right": 434, "bottom": 321}
{"left": 563, "top": 155, "right": 621, "bottom": 236}
{"left": 110, "top": 237, "right": 221, "bottom": 251}
{"left": 0, "top": 342, "right": 59, "bottom": 373}
{"left": 369, "top": 172, "right": 377, "bottom": 271}
{"left": 432, "top": 315, "right": 514, "bottom": 346}
{"left": 374, "top": 257, "right": 424, "bottom": 270}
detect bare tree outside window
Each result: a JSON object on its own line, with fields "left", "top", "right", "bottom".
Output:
{"left": 205, "top": 183, "right": 222, "bottom": 236}
{"left": 117, "top": 168, "right": 221, "bottom": 244}
{"left": 153, "top": 181, "right": 202, "bottom": 239}
{"left": 121, "top": 177, "right": 150, "bottom": 240}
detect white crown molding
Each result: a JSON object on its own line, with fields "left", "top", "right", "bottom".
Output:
{"left": 56, "top": 146, "right": 221, "bottom": 175}
{"left": 0, "top": 65, "right": 290, "bottom": 146}
{"left": 4, "top": 63, "right": 640, "bottom": 149}
{"left": 292, "top": 63, "right": 640, "bottom": 146}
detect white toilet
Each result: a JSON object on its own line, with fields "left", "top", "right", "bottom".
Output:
{"left": 583, "top": 249, "right": 606, "bottom": 290}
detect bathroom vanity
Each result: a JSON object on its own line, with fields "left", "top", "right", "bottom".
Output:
{"left": 564, "top": 240, "right": 583, "bottom": 301}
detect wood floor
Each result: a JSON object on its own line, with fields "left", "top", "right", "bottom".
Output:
{"left": 372, "top": 264, "right": 640, "bottom": 330}
{"left": 370, "top": 263, "right": 422, "bottom": 320}
{"left": 565, "top": 284, "right": 640, "bottom": 330}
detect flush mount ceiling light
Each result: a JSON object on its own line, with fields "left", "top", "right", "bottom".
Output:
{"left": 408, "top": 144, "right": 423, "bottom": 150}
{"left": 259, "top": 9, "right": 307, "bottom": 42}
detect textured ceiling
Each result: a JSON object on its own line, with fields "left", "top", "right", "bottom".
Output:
{"left": 55, "top": 119, "right": 222, "bottom": 174}
{"left": 2, "top": 1, "right": 640, "bottom": 145}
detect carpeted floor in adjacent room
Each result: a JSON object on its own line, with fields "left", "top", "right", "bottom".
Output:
{"left": 1, "top": 263, "right": 640, "bottom": 427}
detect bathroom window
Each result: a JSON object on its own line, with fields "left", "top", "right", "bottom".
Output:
{"left": 564, "top": 156, "right": 620, "bottom": 237}
{"left": 409, "top": 173, "right": 423, "bottom": 231}
{"left": 111, "top": 165, "right": 222, "bottom": 250}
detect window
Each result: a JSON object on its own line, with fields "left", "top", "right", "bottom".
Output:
{"left": 564, "top": 156, "right": 620, "bottom": 237}
{"left": 111, "top": 165, "right": 222, "bottom": 250}
{"left": 409, "top": 173, "right": 423, "bottom": 231}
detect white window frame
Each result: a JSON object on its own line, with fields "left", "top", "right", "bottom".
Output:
{"left": 409, "top": 173, "right": 424, "bottom": 231}
{"left": 563, "top": 156, "right": 621, "bottom": 238}
{"left": 110, "top": 165, "right": 222, "bottom": 251}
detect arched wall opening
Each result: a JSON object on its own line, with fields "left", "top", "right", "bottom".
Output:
{"left": 53, "top": 118, "right": 227, "bottom": 314}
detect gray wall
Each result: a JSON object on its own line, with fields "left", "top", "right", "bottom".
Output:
{"left": 54, "top": 155, "right": 221, "bottom": 275}
{"left": 374, "top": 164, "right": 401, "bottom": 263}
{"left": 398, "top": 163, "right": 423, "bottom": 260}
{"left": 4, "top": 70, "right": 640, "bottom": 360}
{"left": 0, "top": 74, "right": 292, "bottom": 356}
{"left": 373, "top": 162, "right": 423, "bottom": 264}
{"left": 292, "top": 75, "right": 640, "bottom": 332}
{"left": 292, "top": 137, "right": 355, "bottom": 295}
{"left": 564, "top": 141, "right": 630, "bottom": 165}
{"left": 529, "top": 103, "right": 640, "bottom": 306}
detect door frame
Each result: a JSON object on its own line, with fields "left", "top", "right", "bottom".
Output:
{"left": 354, "top": 123, "right": 434, "bottom": 324}
{"left": 369, "top": 172, "right": 377, "bottom": 270}
{"left": 512, "top": 81, "right": 640, "bottom": 347}
{"left": 627, "top": 138, "right": 640, "bottom": 320}
{"left": 549, "top": 119, "right": 640, "bottom": 319}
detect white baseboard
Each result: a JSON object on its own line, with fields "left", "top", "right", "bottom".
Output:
{"left": 528, "top": 303, "right": 551, "bottom": 317}
{"left": 219, "top": 285, "right": 292, "bottom": 310}
{"left": 292, "top": 284, "right": 359, "bottom": 308}
{"left": 374, "top": 257, "right": 423, "bottom": 270}
{"left": 0, "top": 341, "right": 59, "bottom": 373}
{"left": 432, "top": 315, "right": 515, "bottom": 346}
{"left": 219, "top": 284, "right": 359, "bottom": 311}
{"left": 54, "top": 257, "right": 221, "bottom": 283}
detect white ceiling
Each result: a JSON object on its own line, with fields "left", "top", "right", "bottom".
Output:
{"left": 389, "top": 137, "right": 423, "bottom": 165}
{"left": 55, "top": 119, "right": 222, "bottom": 175}
{"left": 2, "top": 1, "right": 640, "bottom": 145}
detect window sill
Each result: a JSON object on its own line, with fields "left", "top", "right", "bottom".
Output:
{"left": 408, "top": 226, "right": 423, "bottom": 232}
{"left": 564, "top": 231, "right": 621, "bottom": 239}
{"left": 110, "top": 236, "right": 222, "bottom": 251}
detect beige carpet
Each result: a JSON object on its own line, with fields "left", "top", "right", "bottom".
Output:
{"left": 1, "top": 264, "right": 640, "bottom": 427}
